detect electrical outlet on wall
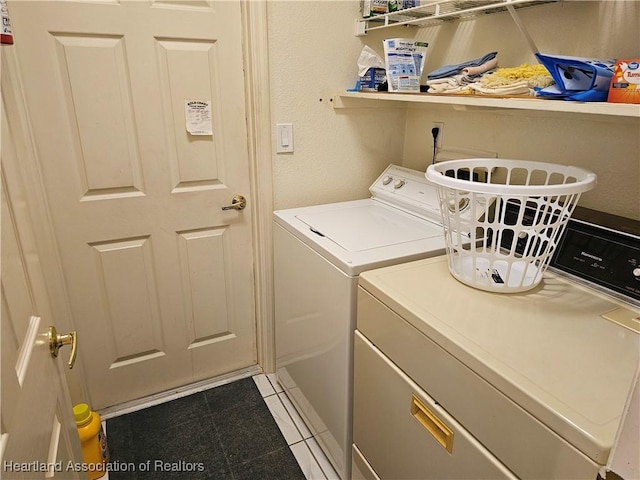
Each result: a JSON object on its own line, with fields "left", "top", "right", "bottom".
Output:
{"left": 432, "top": 122, "right": 444, "bottom": 148}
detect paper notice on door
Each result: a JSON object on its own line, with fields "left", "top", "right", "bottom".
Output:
{"left": 185, "top": 100, "right": 213, "bottom": 136}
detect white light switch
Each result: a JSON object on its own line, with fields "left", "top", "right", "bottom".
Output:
{"left": 276, "top": 123, "right": 294, "bottom": 153}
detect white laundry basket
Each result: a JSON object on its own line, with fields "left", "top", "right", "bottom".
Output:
{"left": 425, "top": 159, "right": 597, "bottom": 293}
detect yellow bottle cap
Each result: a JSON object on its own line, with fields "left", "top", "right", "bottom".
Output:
{"left": 73, "top": 403, "right": 92, "bottom": 426}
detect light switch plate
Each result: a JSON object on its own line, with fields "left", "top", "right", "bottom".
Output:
{"left": 276, "top": 123, "right": 294, "bottom": 153}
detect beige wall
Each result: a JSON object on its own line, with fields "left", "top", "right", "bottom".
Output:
{"left": 267, "top": 1, "right": 406, "bottom": 210}
{"left": 268, "top": 1, "right": 640, "bottom": 219}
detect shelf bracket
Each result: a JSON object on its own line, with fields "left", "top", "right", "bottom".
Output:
{"left": 355, "top": 19, "right": 367, "bottom": 37}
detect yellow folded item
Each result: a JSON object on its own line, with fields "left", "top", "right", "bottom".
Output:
{"left": 481, "top": 64, "right": 554, "bottom": 89}
{"left": 469, "top": 81, "right": 533, "bottom": 96}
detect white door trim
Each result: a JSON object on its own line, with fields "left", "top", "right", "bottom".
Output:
{"left": 2, "top": 0, "right": 275, "bottom": 398}
{"left": 241, "top": 0, "right": 275, "bottom": 374}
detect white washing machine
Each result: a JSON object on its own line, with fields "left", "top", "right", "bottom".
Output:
{"left": 273, "top": 165, "right": 473, "bottom": 479}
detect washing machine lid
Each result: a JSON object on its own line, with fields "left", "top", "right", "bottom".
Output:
{"left": 273, "top": 165, "right": 454, "bottom": 276}
{"left": 274, "top": 199, "right": 447, "bottom": 276}
{"left": 296, "top": 202, "right": 440, "bottom": 252}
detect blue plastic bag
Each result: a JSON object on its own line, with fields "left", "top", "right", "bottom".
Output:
{"left": 534, "top": 53, "right": 615, "bottom": 102}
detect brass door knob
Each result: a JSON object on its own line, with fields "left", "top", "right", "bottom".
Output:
{"left": 48, "top": 326, "right": 77, "bottom": 369}
{"left": 221, "top": 195, "right": 247, "bottom": 211}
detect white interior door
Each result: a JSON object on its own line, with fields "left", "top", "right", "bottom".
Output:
{"left": 8, "top": 0, "right": 257, "bottom": 409}
{"left": 1, "top": 93, "right": 83, "bottom": 478}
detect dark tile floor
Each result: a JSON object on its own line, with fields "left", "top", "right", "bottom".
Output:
{"left": 106, "top": 377, "right": 306, "bottom": 480}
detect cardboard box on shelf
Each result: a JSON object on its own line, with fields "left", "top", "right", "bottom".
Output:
{"left": 608, "top": 59, "right": 640, "bottom": 104}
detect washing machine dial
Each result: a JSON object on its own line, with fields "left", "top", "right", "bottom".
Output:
{"left": 394, "top": 179, "right": 406, "bottom": 189}
{"left": 382, "top": 176, "right": 393, "bottom": 186}
{"left": 633, "top": 267, "right": 640, "bottom": 278}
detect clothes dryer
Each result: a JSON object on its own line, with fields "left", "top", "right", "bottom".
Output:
{"left": 273, "top": 165, "right": 479, "bottom": 479}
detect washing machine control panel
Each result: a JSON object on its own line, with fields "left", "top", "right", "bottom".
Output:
{"left": 370, "top": 165, "right": 442, "bottom": 221}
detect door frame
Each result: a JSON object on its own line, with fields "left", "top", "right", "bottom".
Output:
{"left": 241, "top": 0, "right": 275, "bottom": 374}
{"left": 1, "top": 0, "right": 275, "bottom": 404}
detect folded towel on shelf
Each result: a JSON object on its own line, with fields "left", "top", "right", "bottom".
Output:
{"left": 427, "top": 82, "right": 471, "bottom": 94}
{"left": 425, "top": 60, "right": 500, "bottom": 94}
{"left": 468, "top": 81, "right": 532, "bottom": 96}
{"left": 426, "top": 77, "right": 455, "bottom": 86}
{"left": 465, "top": 64, "right": 553, "bottom": 96}
{"left": 427, "top": 63, "right": 552, "bottom": 96}
{"left": 461, "top": 57, "right": 499, "bottom": 77}
{"left": 480, "top": 64, "right": 553, "bottom": 87}
{"left": 427, "top": 51, "right": 498, "bottom": 80}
